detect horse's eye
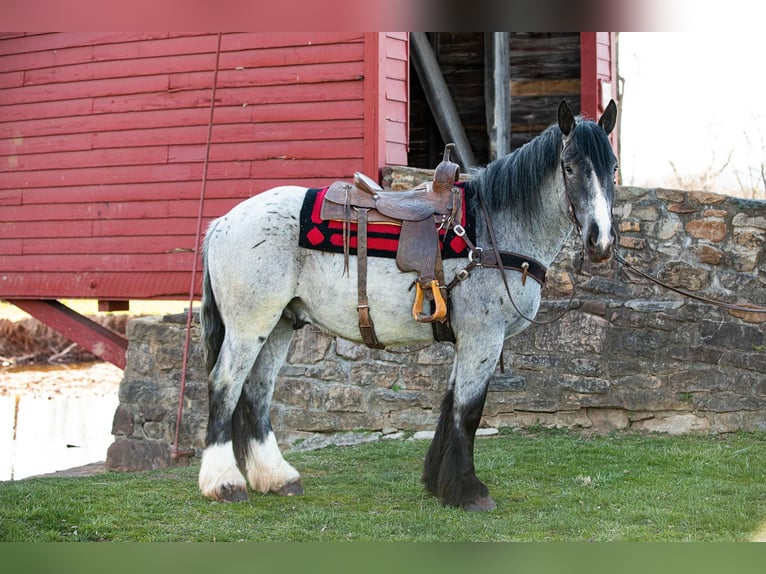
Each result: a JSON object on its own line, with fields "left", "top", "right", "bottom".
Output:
{"left": 564, "top": 164, "right": 574, "bottom": 175}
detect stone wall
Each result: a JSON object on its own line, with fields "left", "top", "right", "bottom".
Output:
{"left": 106, "top": 172, "right": 766, "bottom": 471}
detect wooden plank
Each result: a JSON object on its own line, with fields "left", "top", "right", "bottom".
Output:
{"left": 0, "top": 190, "right": 22, "bottom": 205}
{"left": 0, "top": 44, "right": 95, "bottom": 73}
{"left": 17, "top": 235, "right": 195, "bottom": 255}
{"left": 12, "top": 43, "right": 364, "bottom": 88}
{"left": 0, "top": 100, "right": 365, "bottom": 138}
{"left": 0, "top": 32, "right": 177, "bottom": 57}
{"left": 219, "top": 42, "right": 365, "bottom": 69}
{"left": 3, "top": 197, "right": 240, "bottom": 223}
{"left": 0, "top": 98, "right": 94, "bottom": 123}
{"left": 0, "top": 238, "right": 23, "bottom": 255}
{"left": 2, "top": 253, "right": 196, "bottom": 273}
{"left": 0, "top": 161, "right": 252, "bottom": 190}
{"left": 511, "top": 79, "right": 581, "bottom": 97}
{"left": 386, "top": 78, "right": 407, "bottom": 103}
{"left": 21, "top": 53, "right": 213, "bottom": 86}
{"left": 168, "top": 61, "right": 365, "bottom": 91}
{"left": 7, "top": 299, "right": 127, "bottom": 369}
{"left": 90, "top": 82, "right": 364, "bottom": 114}
{"left": 91, "top": 216, "right": 216, "bottom": 238}
{"left": 0, "top": 74, "right": 170, "bottom": 106}
{"left": 0, "top": 132, "right": 94, "bottom": 156}
{"left": 385, "top": 141, "right": 407, "bottom": 166}
{"left": 168, "top": 138, "right": 362, "bottom": 164}
{"left": 385, "top": 57, "right": 408, "bottom": 82}
{"left": 248, "top": 157, "right": 361, "bottom": 179}
{"left": 223, "top": 32, "right": 365, "bottom": 52}
{"left": 7, "top": 146, "right": 167, "bottom": 172}
{"left": 4, "top": 202, "right": 163, "bottom": 223}
{"left": 0, "top": 220, "right": 94, "bottom": 239}
{"left": 0, "top": 70, "right": 24, "bottom": 88}
{"left": 0, "top": 271, "right": 194, "bottom": 300}
{"left": 15, "top": 178, "right": 291, "bottom": 205}
{"left": 98, "top": 300, "right": 130, "bottom": 312}
{"left": 385, "top": 37, "right": 408, "bottom": 61}
{"left": 385, "top": 119, "right": 408, "bottom": 144}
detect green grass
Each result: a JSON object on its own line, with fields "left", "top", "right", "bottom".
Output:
{"left": 1, "top": 429, "right": 765, "bottom": 542}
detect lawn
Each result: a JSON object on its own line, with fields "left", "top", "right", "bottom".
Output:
{"left": 1, "top": 429, "right": 765, "bottom": 542}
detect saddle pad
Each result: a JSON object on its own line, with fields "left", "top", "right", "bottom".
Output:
{"left": 298, "top": 185, "right": 476, "bottom": 260}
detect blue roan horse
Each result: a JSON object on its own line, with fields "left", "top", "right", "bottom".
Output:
{"left": 198, "top": 100, "right": 618, "bottom": 511}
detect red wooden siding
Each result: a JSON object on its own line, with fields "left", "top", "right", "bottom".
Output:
{"left": 0, "top": 32, "right": 408, "bottom": 302}
{"left": 580, "top": 32, "right": 617, "bottom": 155}
{"left": 579, "top": 32, "right": 617, "bottom": 120}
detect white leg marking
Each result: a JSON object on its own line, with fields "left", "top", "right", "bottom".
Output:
{"left": 245, "top": 432, "right": 300, "bottom": 493}
{"left": 591, "top": 171, "right": 613, "bottom": 251}
{"left": 198, "top": 442, "right": 246, "bottom": 499}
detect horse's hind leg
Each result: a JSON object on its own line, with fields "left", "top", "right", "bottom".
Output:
{"left": 234, "top": 314, "right": 302, "bottom": 496}
{"left": 198, "top": 334, "right": 263, "bottom": 502}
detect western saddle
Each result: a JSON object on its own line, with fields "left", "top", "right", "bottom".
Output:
{"left": 320, "top": 144, "right": 462, "bottom": 348}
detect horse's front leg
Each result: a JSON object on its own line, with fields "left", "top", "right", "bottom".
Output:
{"left": 422, "top": 333, "right": 503, "bottom": 511}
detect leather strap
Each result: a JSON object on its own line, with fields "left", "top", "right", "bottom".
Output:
{"left": 476, "top": 250, "right": 547, "bottom": 286}
{"left": 615, "top": 251, "right": 766, "bottom": 314}
{"left": 355, "top": 208, "right": 386, "bottom": 349}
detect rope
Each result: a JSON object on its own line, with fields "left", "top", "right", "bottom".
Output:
{"left": 172, "top": 32, "right": 223, "bottom": 459}
{"left": 614, "top": 250, "right": 766, "bottom": 314}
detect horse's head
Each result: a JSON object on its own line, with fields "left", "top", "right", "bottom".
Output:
{"left": 558, "top": 99, "right": 618, "bottom": 263}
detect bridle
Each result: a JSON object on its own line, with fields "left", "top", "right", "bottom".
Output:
{"left": 455, "top": 141, "right": 584, "bottom": 327}
{"left": 560, "top": 135, "right": 585, "bottom": 238}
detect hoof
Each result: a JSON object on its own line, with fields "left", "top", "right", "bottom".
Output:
{"left": 277, "top": 478, "right": 304, "bottom": 497}
{"left": 462, "top": 495, "right": 497, "bottom": 512}
{"left": 217, "top": 484, "right": 250, "bottom": 503}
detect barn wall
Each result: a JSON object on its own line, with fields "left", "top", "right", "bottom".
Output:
{"left": 408, "top": 32, "right": 583, "bottom": 168}
{"left": 0, "top": 32, "right": 405, "bottom": 302}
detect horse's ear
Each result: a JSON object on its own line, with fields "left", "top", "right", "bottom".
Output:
{"left": 558, "top": 100, "right": 575, "bottom": 137}
{"left": 598, "top": 99, "right": 617, "bottom": 135}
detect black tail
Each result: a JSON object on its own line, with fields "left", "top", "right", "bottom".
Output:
{"left": 200, "top": 231, "right": 225, "bottom": 376}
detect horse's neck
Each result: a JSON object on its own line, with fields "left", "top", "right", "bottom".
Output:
{"left": 483, "top": 173, "right": 573, "bottom": 267}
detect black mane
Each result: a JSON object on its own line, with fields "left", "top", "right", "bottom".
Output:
{"left": 464, "top": 124, "right": 561, "bottom": 223}
{"left": 464, "top": 118, "right": 614, "bottom": 225}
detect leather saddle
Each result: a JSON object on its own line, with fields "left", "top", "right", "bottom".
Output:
{"left": 319, "top": 144, "right": 462, "bottom": 348}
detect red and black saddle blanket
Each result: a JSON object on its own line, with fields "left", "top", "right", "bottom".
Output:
{"left": 298, "top": 183, "right": 476, "bottom": 259}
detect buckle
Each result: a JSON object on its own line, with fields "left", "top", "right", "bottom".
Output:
{"left": 467, "top": 247, "right": 483, "bottom": 265}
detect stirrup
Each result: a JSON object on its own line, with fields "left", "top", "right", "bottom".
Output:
{"left": 412, "top": 279, "right": 448, "bottom": 323}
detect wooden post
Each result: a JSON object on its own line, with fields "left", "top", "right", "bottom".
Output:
{"left": 484, "top": 32, "right": 511, "bottom": 160}
{"left": 8, "top": 299, "right": 128, "bottom": 369}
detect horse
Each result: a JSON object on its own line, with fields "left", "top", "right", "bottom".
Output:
{"left": 197, "top": 99, "right": 618, "bottom": 511}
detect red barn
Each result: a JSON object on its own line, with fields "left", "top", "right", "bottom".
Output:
{"left": 0, "top": 32, "right": 617, "bottom": 368}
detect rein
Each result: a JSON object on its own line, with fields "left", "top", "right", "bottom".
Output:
{"left": 614, "top": 250, "right": 766, "bottom": 314}
{"left": 449, "top": 146, "right": 582, "bottom": 327}
{"left": 473, "top": 189, "right": 580, "bottom": 326}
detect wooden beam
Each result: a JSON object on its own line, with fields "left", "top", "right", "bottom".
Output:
{"left": 510, "top": 79, "right": 581, "bottom": 97}
{"left": 7, "top": 299, "right": 128, "bottom": 369}
{"left": 410, "top": 32, "right": 476, "bottom": 170}
{"left": 484, "top": 32, "right": 510, "bottom": 160}
{"left": 98, "top": 300, "right": 130, "bottom": 312}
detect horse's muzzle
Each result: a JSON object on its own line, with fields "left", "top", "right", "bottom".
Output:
{"left": 585, "top": 225, "right": 615, "bottom": 263}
